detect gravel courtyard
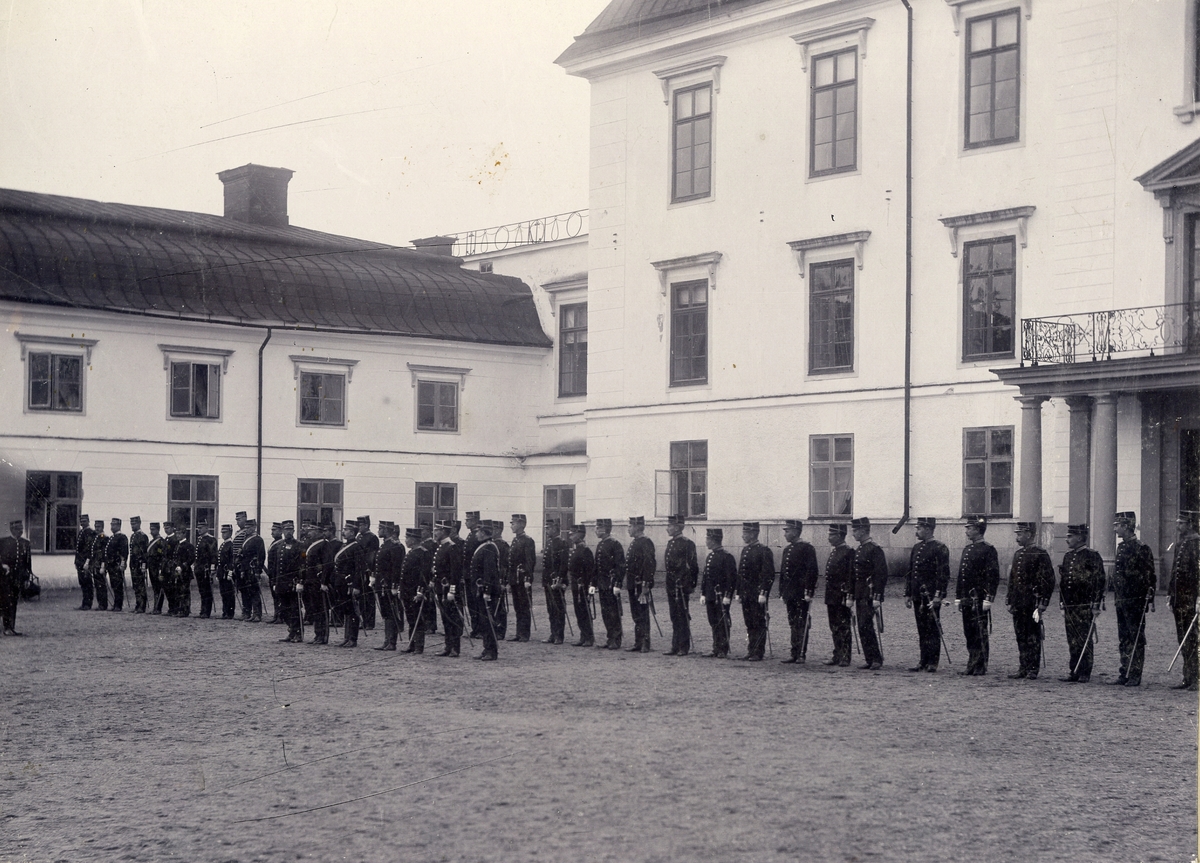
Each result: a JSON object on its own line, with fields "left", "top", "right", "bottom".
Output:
{"left": 1, "top": 585, "right": 1196, "bottom": 863}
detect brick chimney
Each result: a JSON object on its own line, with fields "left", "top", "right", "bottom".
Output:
{"left": 217, "top": 164, "right": 294, "bottom": 227}
{"left": 411, "top": 235, "right": 457, "bottom": 256}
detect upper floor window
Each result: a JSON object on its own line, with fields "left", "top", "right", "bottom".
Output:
{"left": 299, "top": 372, "right": 345, "bottom": 426}
{"left": 965, "top": 9, "right": 1020, "bottom": 148}
{"left": 417, "top": 380, "right": 458, "bottom": 432}
{"left": 811, "top": 434, "right": 853, "bottom": 517}
{"left": 559, "top": 303, "right": 588, "bottom": 397}
{"left": 673, "top": 84, "right": 712, "bottom": 202}
{"left": 811, "top": 49, "right": 857, "bottom": 176}
{"left": 810, "top": 259, "right": 855, "bottom": 373}
{"left": 962, "top": 237, "right": 1015, "bottom": 360}
{"left": 171, "top": 361, "right": 221, "bottom": 419}
{"left": 670, "top": 280, "right": 708, "bottom": 386}
{"left": 28, "top": 352, "right": 82, "bottom": 412}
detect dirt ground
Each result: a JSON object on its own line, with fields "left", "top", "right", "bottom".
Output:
{"left": 1, "top": 583, "right": 1196, "bottom": 863}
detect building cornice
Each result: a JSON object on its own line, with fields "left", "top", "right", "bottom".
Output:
{"left": 991, "top": 353, "right": 1200, "bottom": 398}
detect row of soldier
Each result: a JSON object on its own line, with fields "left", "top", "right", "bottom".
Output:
{"left": 45, "top": 507, "right": 1200, "bottom": 689}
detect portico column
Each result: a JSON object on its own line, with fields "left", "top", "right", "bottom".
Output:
{"left": 1017, "top": 395, "right": 1049, "bottom": 527}
{"left": 1065, "top": 396, "right": 1093, "bottom": 527}
{"left": 1091, "top": 392, "right": 1120, "bottom": 566}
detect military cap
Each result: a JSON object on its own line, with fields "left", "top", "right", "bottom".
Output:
{"left": 79, "top": 513, "right": 90, "bottom": 523}
{"left": 595, "top": 518, "right": 612, "bottom": 529}
{"left": 916, "top": 517, "right": 937, "bottom": 528}
{"left": 163, "top": 521, "right": 175, "bottom": 529}
{"left": 742, "top": 521, "right": 760, "bottom": 532}
{"left": 282, "top": 520, "right": 295, "bottom": 529}
{"left": 828, "top": 522, "right": 848, "bottom": 537}
{"left": 110, "top": 517, "right": 122, "bottom": 527}
{"left": 1114, "top": 511, "right": 1137, "bottom": 526}
{"left": 342, "top": 520, "right": 357, "bottom": 530}
{"left": 197, "top": 520, "right": 210, "bottom": 529}
{"left": 434, "top": 519, "right": 454, "bottom": 531}
{"left": 354, "top": 515, "right": 369, "bottom": 525}
{"left": 9, "top": 519, "right": 22, "bottom": 530}
{"left": 465, "top": 511, "right": 481, "bottom": 523}
{"left": 1066, "top": 523, "right": 1089, "bottom": 537}
{"left": 220, "top": 524, "right": 232, "bottom": 533}
{"left": 453, "top": 520, "right": 463, "bottom": 532}
{"left": 667, "top": 514, "right": 685, "bottom": 526}
{"left": 129, "top": 516, "right": 141, "bottom": 525}
{"left": 850, "top": 517, "right": 870, "bottom": 529}
{"left": 406, "top": 527, "right": 423, "bottom": 539}
{"left": 475, "top": 521, "right": 494, "bottom": 536}
{"left": 546, "top": 516, "right": 561, "bottom": 526}
{"left": 150, "top": 523, "right": 161, "bottom": 530}
{"left": 94, "top": 519, "right": 104, "bottom": 529}
{"left": 235, "top": 511, "right": 247, "bottom": 519}
{"left": 1178, "top": 510, "right": 1200, "bottom": 528}
{"left": 271, "top": 521, "right": 283, "bottom": 530}
{"left": 511, "top": 514, "right": 527, "bottom": 525}
{"left": 491, "top": 519, "right": 504, "bottom": 534}
{"left": 784, "top": 519, "right": 803, "bottom": 531}
{"left": 1014, "top": 521, "right": 1037, "bottom": 532}
{"left": 568, "top": 523, "right": 586, "bottom": 536}
{"left": 965, "top": 515, "right": 987, "bottom": 527}
{"left": 706, "top": 528, "right": 723, "bottom": 542}
{"left": 629, "top": 516, "right": 645, "bottom": 527}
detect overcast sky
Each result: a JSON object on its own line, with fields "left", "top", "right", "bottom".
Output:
{"left": 0, "top": 0, "right": 608, "bottom": 245}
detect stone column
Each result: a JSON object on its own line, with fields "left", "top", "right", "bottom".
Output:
{"left": 1065, "top": 396, "right": 1093, "bottom": 526}
{"left": 1091, "top": 393, "right": 1120, "bottom": 565}
{"left": 1017, "top": 396, "right": 1049, "bottom": 527}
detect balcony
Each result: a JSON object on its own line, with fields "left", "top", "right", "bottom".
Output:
{"left": 1021, "top": 301, "right": 1199, "bottom": 366}
{"left": 447, "top": 210, "right": 588, "bottom": 257}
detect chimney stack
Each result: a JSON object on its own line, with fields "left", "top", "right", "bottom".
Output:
{"left": 411, "top": 235, "right": 458, "bottom": 257}
{"left": 218, "top": 164, "right": 294, "bottom": 227}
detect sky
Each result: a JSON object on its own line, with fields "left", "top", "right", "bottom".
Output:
{"left": 0, "top": 0, "right": 609, "bottom": 245}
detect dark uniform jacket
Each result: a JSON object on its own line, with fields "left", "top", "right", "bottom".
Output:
{"left": 147, "top": 535, "right": 166, "bottom": 578}
{"left": 1112, "top": 537, "right": 1155, "bottom": 603}
{"left": 172, "top": 535, "right": 195, "bottom": 576}
{"left": 105, "top": 531, "right": 129, "bottom": 572}
{"left": 401, "top": 543, "right": 431, "bottom": 599}
{"left": 494, "top": 538, "right": 510, "bottom": 582}
{"left": 75, "top": 525, "right": 95, "bottom": 570}
{"left": 266, "top": 537, "right": 284, "bottom": 585}
{"left": 358, "top": 530, "right": 380, "bottom": 582}
{"left": 276, "top": 537, "right": 304, "bottom": 592}
{"left": 375, "top": 538, "right": 405, "bottom": 592}
{"left": 129, "top": 529, "right": 148, "bottom": 574}
{"left": 1169, "top": 536, "right": 1200, "bottom": 607}
{"left": 779, "top": 540, "right": 819, "bottom": 602}
{"left": 508, "top": 533, "right": 537, "bottom": 587}
{"left": 737, "top": 541, "right": 775, "bottom": 598}
{"left": 0, "top": 535, "right": 32, "bottom": 581}
{"left": 905, "top": 539, "right": 951, "bottom": 602}
{"left": 162, "top": 534, "right": 179, "bottom": 576}
{"left": 852, "top": 541, "right": 888, "bottom": 602}
{"left": 470, "top": 540, "right": 503, "bottom": 597}
{"left": 239, "top": 534, "right": 266, "bottom": 581}
{"left": 594, "top": 537, "right": 625, "bottom": 591}
{"left": 625, "top": 535, "right": 656, "bottom": 593}
{"left": 333, "top": 540, "right": 366, "bottom": 596}
{"left": 463, "top": 534, "right": 480, "bottom": 578}
{"left": 1007, "top": 545, "right": 1055, "bottom": 610}
{"left": 700, "top": 548, "right": 737, "bottom": 602}
{"left": 567, "top": 542, "right": 595, "bottom": 591}
{"left": 1059, "top": 546, "right": 1106, "bottom": 608}
{"left": 195, "top": 534, "right": 218, "bottom": 574}
{"left": 542, "top": 534, "right": 568, "bottom": 586}
{"left": 664, "top": 535, "right": 699, "bottom": 595}
{"left": 955, "top": 540, "right": 1000, "bottom": 603}
{"left": 303, "top": 538, "right": 326, "bottom": 585}
{"left": 433, "top": 537, "right": 464, "bottom": 597}
{"left": 89, "top": 532, "right": 108, "bottom": 574}
{"left": 823, "top": 544, "right": 854, "bottom": 607}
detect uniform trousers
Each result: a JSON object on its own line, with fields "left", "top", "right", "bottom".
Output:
{"left": 741, "top": 597, "right": 768, "bottom": 659}
{"left": 598, "top": 587, "right": 622, "bottom": 647}
{"left": 76, "top": 564, "right": 94, "bottom": 608}
{"left": 238, "top": 571, "right": 263, "bottom": 620}
{"left": 131, "top": 563, "right": 148, "bottom": 612}
{"left": 826, "top": 603, "right": 852, "bottom": 664}
{"left": 466, "top": 589, "right": 484, "bottom": 638}
{"left": 784, "top": 598, "right": 811, "bottom": 660}
{"left": 360, "top": 589, "right": 376, "bottom": 629}
{"left": 424, "top": 595, "right": 438, "bottom": 633}
{"left": 149, "top": 565, "right": 165, "bottom": 613}
{"left": 479, "top": 594, "right": 502, "bottom": 658}
{"left": 960, "top": 601, "right": 990, "bottom": 673}
{"left": 571, "top": 587, "right": 594, "bottom": 645}
{"left": 509, "top": 581, "right": 532, "bottom": 641}
{"left": 1062, "top": 604, "right": 1096, "bottom": 679}
{"left": 336, "top": 592, "right": 360, "bottom": 645}
{"left": 303, "top": 583, "right": 329, "bottom": 643}
{"left": 218, "top": 571, "right": 237, "bottom": 618}
{"left": 107, "top": 564, "right": 126, "bottom": 610}
{"left": 665, "top": 580, "right": 691, "bottom": 653}
{"left": 402, "top": 593, "right": 427, "bottom": 652}
{"left": 629, "top": 590, "right": 651, "bottom": 649}
{"left": 279, "top": 587, "right": 302, "bottom": 640}
{"left": 493, "top": 591, "right": 508, "bottom": 640}
{"left": 439, "top": 593, "right": 464, "bottom": 654}
{"left": 0, "top": 572, "right": 19, "bottom": 631}
{"left": 90, "top": 564, "right": 108, "bottom": 610}
{"left": 544, "top": 583, "right": 566, "bottom": 643}
{"left": 1010, "top": 604, "right": 1042, "bottom": 676}
{"left": 706, "top": 599, "right": 731, "bottom": 656}
{"left": 195, "top": 566, "right": 214, "bottom": 617}
{"left": 378, "top": 591, "right": 404, "bottom": 648}
{"left": 176, "top": 572, "right": 192, "bottom": 616}
{"left": 913, "top": 600, "right": 942, "bottom": 669}
{"left": 855, "top": 599, "right": 883, "bottom": 666}
{"left": 1113, "top": 597, "right": 1147, "bottom": 682}
{"left": 1172, "top": 600, "right": 1199, "bottom": 687}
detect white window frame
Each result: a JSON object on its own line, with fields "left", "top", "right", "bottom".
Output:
{"left": 159, "top": 345, "right": 232, "bottom": 422}
{"left": 291, "top": 355, "right": 357, "bottom": 429}
{"left": 407, "top": 363, "right": 470, "bottom": 435}
{"left": 543, "top": 274, "right": 588, "bottom": 402}
{"left": 14, "top": 332, "right": 95, "bottom": 415}
{"left": 654, "top": 56, "right": 725, "bottom": 208}
{"left": 787, "top": 232, "right": 869, "bottom": 381}
{"left": 809, "top": 434, "right": 854, "bottom": 518}
{"left": 651, "top": 253, "right": 721, "bottom": 394}
{"left": 947, "top": 0, "right": 1031, "bottom": 156}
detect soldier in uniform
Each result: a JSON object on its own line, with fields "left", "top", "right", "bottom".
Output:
{"left": 433, "top": 519, "right": 466, "bottom": 657}
{"left": 1057, "top": 523, "right": 1106, "bottom": 683}
{"left": 823, "top": 522, "right": 854, "bottom": 666}
{"left": 105, "top": 517, "right": 129, "bottom": 612}
{"left": 566, "top": 523, "right": 596, "bottom": 647}
{"left": 216, "top": 524, "right": 236, "bottom": 619}
{"left": 89, "top": 519, "right": 109, "bottom": 611}
{"left": 491, "top": 520, "right": 510, "bottom": 640}
{"left": 160, "top": 522, "right": 180, "bottom": 615}
{"left": 193, "top": 521, "right": 218, "bottom": 618}
{"left": 333, "top": 521, "right": 366, "bottom": 647}
{"left": 303, "top": 522, "right": 331, "bottom": 645}
{"left": 699, "top": 528, "right": 736, "bottom": 658}
{"left": 625, "top": 516, "right": 656, "bottom": 653}
{"left": 471, "top": 520, "right": 503, "bottom": 660}
{"left": 542, "top": 518, "right": 569, "bottom": 644}
{"left": 264, "top": 522, "right": 285, "bottom": 624}
{"left": 663, "top": 515, "right": 699, "bottom": 656}
{"left": 904, "top": 517, "right": 950, "bottom": 672}
{"left": 1110, "top": 511, "right": 1155, "bottom": 686}
{"left": 74, "top": 514, "right": 95, "bottom": 609}
{"left": 275, "top": 521, "right": 304, "bottom": 643}
{"left": 1168, "top": 510, "right": 1200, "bottom": 691}
{"left": 400, "top": 527, "right": 431, "bottom": 653}
{"left": 421, "top": 528, "right": 439, "bottom": 634}
{"left": 778, "top": 519, "right": 819, "bottom": 664}
{"left": 238, "top": 519, "right": 266, "bottom": 622}
{"left": 507, "top": 514, "right": 536, "bottom": 642}
{"left": 1006, "top": 522, "right": 1055, "bottom": 680}
{"left": 850, "top": 517, "right": 887, "bottom": 670}
{"left": 593, "top": 519, "right": 624, "bottom": 649}
{"left": 0, "top": 520, "right": 32, "bottom": 635}
{"left": 146, "top": 522, "right": 166, "bottom": 615}
{"left": 171, "top": 523, "right": 195, "bottom": 617}
{"left": 462, "top": 512, "right": 482, "bottom": 637}
{"left": 737, "top": 522, "right": 775, "bottom": 661}
{"left": 373, "top": 522, "right": 405, "bottom": 650}
{"left": 128, "top": 516, "right": 149, "bottom": 614}
{"left": 356, "top": 516, "right": 379, "bottom": 630}
{"left": 954, "top": 516, "right": 1000, "bottom": 676}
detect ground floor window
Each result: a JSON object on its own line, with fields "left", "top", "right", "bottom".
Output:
{"left": 298, "top": 479, "right": 343, "bottom": 529}
{"left": 810, "top": 435, "right": 853, "bottom": 517}
{"left": 544, "top": 485, "right": 576, "bottom": 534}
{"left": 168, "top": 475, "right": 218, "bottom": 545}
{"left": 963, "top": 427, "right": 1014, "bottom": 517}
{"left": 25, "top": 471, "right": 81, "bottom": 552}
{"left": 415, "top": 482, "right": 457, "bottom": 533}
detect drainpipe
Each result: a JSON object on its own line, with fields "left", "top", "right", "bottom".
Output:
{"left": 257, "top": 327, "right": 273, "bottom": 525}
{"left": 893, "top": 0, "right": 913, "bottom": 536}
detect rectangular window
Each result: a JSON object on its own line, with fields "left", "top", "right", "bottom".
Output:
{"left": 24, "top": 471, "right": 82, "bottom": 553}
{"left": 965, "top": 9, "right": 1020, "bottom": 148}
{"left": 416, "top": 381, "right": 459, "bottom": 431}
{"left": 810, "top": 435, "right": 853, "bottom": 517}
{"left": 544, "top": 485, "right": 576, "bottom": 535}
{"left": 559, "top": 303, "right": 588, "bottom": 397}
{"left": 809, "top": 259, "right": 855, "bottom": 373}
{"left": 670, "top": 440, "right": 708, "bottom": 518}
{"left": 415, "top": 482, "right": 456, "bottom": 533}
{"left": 299, "top": 372, "right": 345, "bottom": 426}
{"left": 670, "top": 280, "right": 708, "bottom": 386}
{"left": 298, "top": 479, "right": 343, "bottom": 530}
{"left": 673, "top": 83, "right": 712, "bottom": 202}
{"left": 1187, "top": 214, "right": 1200, "bottom": 351}
{"left": 963, "top": 237, "right": 1015, "bottom": 359}
{"left": 170, "top": 361, "right": 221, "bottom": 419}
{"left": 167, "top": 474, "right": 218, "bottom": 546}
{"left": 28, "top": 352, "right": 82, "bottom": 412}
{"left": 811, "top": 49, "right": 857, "bottom": 176}
{"left": 963, "top": 427, "right": 1014, "bottom": 517}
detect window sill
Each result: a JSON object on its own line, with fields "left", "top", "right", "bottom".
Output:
{"left": 168, "top": 415, "right": 223, "bottom": 423}
{"left": 298, "top": 422, "right": 348, "bottom": 430}
{"left": 960, "top": 353, "right": 1015, "bottom": 368}
{"left": 415, "top": 427, "right": 462, "bottom": 435}
{"left": 960, "top": 136, "right": 1024, "bottom": 158}
{"left": 1174, "top": 102, "right": 1200, "bottom": 123}
{"left": 669, "top": 380, "right": 710, "bottom": 389}
{"left": 667, "top": 194, "right": 714, "bottom": 212}
{"left": 806, "top": 166, "right": 861, "bottom": 185}
{"left": 27, "top": 408, "right": 84, "bottom": 415}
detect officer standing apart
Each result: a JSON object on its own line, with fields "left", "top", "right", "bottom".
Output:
{"left": 593, "top": 519, "right": 624, "bottom": 650}
{"left": 904, "top": 517, "right": 950, "bottom": 672}
{"left": 507, "top": 514, "right": 536, "bottom": 642}
{"left": 850, "top": 517, "right": 887, "bottom": 671}
{"left": 699, "top": 528, "right": 736, "bottom": 658}
{"left": 105, "top": 517, "right": 129, "bottom": 612}
{"left": 1058, "top": 523, "right": 1106, "bottom": 683}
{"left": 194, "top": 521, "right": 218, "bottom": 619}
{"left": 954, "top": 516, "right": 1000, "bottom": 676}
{"left": 471, "top": 520, "right": 503, "bottom": 660}
{"left": 74, "top": 514, "right": 94, "bottom": 610}
{"left": 566, "top": 523, "right": 596, "bottom": 647}
{"left": 823, "top": 522, "right": 854, "bottom": 667}
{"left": 128, "top": 516, "right": 149, "bottom": 614}
{"left": 1006, "top": 522, "right": 1055, "bottom": 680}
{"left": 663, "top": 515, "right": 699, "bottom": 656}
{"left": 1110, "top": 511, "right": 1155, "bottom": 687}
{"left": 0, "top": 520, "right": 32, "bottom": 636}
{"left": 778, "top": 519, "right": 819, "bottom": 664}
{"left": 625, "top": 516, "right": 656, "bottom": 653}
{"left": 736, "top": 522, "right": 775, "bottom": 661}
{"left": 1168, "top": 510, "right": 1200, "bottom": 691}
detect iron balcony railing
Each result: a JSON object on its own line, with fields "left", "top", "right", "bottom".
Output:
{"left": 1022, "top": 300, "right": 1200, "bottom": 365}
{"left": 448, "top": 209, "right": 588, "bottom": 257}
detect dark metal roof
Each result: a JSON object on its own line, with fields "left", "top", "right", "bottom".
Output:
{"left": 0, "top": 188, "right": 552, "bottom": 348}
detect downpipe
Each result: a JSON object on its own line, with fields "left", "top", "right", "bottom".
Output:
{"left": 257, "top": 327, "right": 273, "bottom": 524}
{"left": 893, "top": 0, "right": 914, "bottom": 536}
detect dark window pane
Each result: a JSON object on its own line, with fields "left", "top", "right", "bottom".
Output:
{"left": 170, "top": 478, "right": 191, "bottom": 502}
{"left": 171, "top": 363, "right": 191, "bottom": 415}
{"left": 545, "top": 488, "right": 559, "bottom": 508}
{"left": 56, "top": 474, "right": 79, "bottom": 498}
{"left": 55, "top": 356, "right": 82, "bottom": 410}
{"left": 299, "top": 481, "right": 319, "bottom": 504}
{"left": 964, "top": 461, "right": 987, "bottom": 488}
{"left": 834, "top": 437, "right": 853, "bottom": 462}
{"left": 416, "top": 485, "right": 435, "bottom": 508}
{"left": 812, "top": 437, "right": 830, "bottom": 463}
{"left": 964, "top": 488, "right": 986, "bottom": 514}
{"left": 438, "top": 485, "right": 456, "bottom": 508}
{"left": 561, "top": 488, "right": 574, "bottom": 508}
{"left": 991, "top": 429, "right": 1013, "bottom": 457}
{"left": 990, "top": 487, "right": 1012, "bottom": 515}
{"left": 193, "top": 364, "right": 209, "bottom": 418}
{"left": 323, "top": 482, "right": 341, "bottom": 505}
{"left": 991, "top": 460, "right": 1012, "bottom": 488}
{"left": 195, "top": 479, "right": 216, "bottom": 502}
{"left": 965, "top": 430, "right": 987, "bottom": 458}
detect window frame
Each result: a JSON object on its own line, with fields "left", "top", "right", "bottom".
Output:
{"left": 961, "top": 235, "right": 1017, "bottom": 361}
{"left": 415, "top": 379, "right": 460, "bottom": 433}
{"left": 558, "top": 302, "right": 588, "bottom": 398}
{"left": 26, "top": 350, "right": 85, "bottom": 413}
{"left": 669, "top": 440, "right": 708, "bottom": 519}
{"left": 298, "top": 371, "right": 347, "bottom": 428}
{"left": 167, "top": 474, "right": 219, "bottom": 547}
{"left": 808, "top": 258, "right": 856, "bottom": 374}
{"left": 415, "top": 482, "right": 457, "bottom": 534}
{"left": 671, "top": 82, "right": 714, "bottom": 204}
{"left": 24, "top": 470, "right": 82, "bottom": 554}
{"left": 169, "top": 360, "right": 222, "bottom": 420}
{"left": 669, "top": 279, "right": 710, "bottom": 387}
{"left": 298, "top": 478, "right": 343, "bottom": 530}
{"left": 543, "top": 485, "right": 577, "bottom": 537}
{"left": 809, "top": 434, "right": 854, "bottom": 518}
{"left": 962, "top": 426, "right": 1014, "bottom": 518}
{"left": 963, "top": 7, "right": 1022, "bottom": 149}
{"left": 809, "top": 47, "right": 858, "bottom": 177}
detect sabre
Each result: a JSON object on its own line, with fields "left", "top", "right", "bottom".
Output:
{"left": 647, "top": 587, "right": 663, "bottom": 638}
{"left": 1127, "top": 599, "right": 1151, "bottom": 679}
{"left": 875, "top": 603, "right": 885, "bottom": 635}
{"left": 923, "top": 589, "right": 953, "bottom": 665}
{"left": 1072, "top": 613, "right": 1099, "bottom": 677}
{"left": 849, "top": 600, "right": 862, "bottom": 655}
{"left": 799, "top": 608, "right": 812, "bottom": 662}
{"left": 1167, "top": 611, "right": 1199, "bottom": 673}
{"left": 406, "top": 593, "right": 428, "bottom": 650}
{"left": 559, "top": 582, "right": 574, "bottom": 637}
{"left": 764, "top": 607, "right": 773, "bottom": 658}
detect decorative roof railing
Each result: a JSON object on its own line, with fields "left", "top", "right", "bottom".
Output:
{"left": 1021, "top": 301, "right": 1200, "bottom": 365}
{"left": 448, "top": 210, "right": 587, "bottom": 257}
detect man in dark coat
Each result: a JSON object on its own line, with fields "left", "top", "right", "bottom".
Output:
{"left": 1058, "top": 523, "right": 1106, "bottom": 683}
{"left": 542, "top": 518, "right": 569, "bottom": 644}
{"left": 778, "top": 519, "right": 819, "bottom": 664}
{"left": 904, "top": 517, "right": 951, "bottom": 672}
{"left": 507, "top": 514, "right": 537, "bottom": 642}
{"left": 216, "top": 524, "right": 236, "bottom": 619}
{"left": 400, "top": 528, "right": 431, "bottom": 653}
{"left": 850, "top": 517, "right": 887, "bottom": 670}
{"left": 954, "top": 515, "right": 1000, "bottom": 676}
{"left": 470, "top": 521, "right": 503, "bottom": 660}
{"left": 303, "top": 523, "right": 331, "bottom": 645}
{"left": 737, "top": 522, "right": 775, "bottom": 661}
{"left": 1111, "top": 511, "right": 1155, "bottom": 686}
{"left": 490, "top": 521, "right": 510, "bottom": 639}
{"left": 356, "top": 516, "right": 379, "bottom": 630}
{"left": 74, "top": 514, "right": 95, "bottom": 609}
{"left": 160, "top": 522, "right": 180, "bottom": 615}
{"left": 238, "top": 519, "right": 267, "bottom": 622}
{"left": 373, "top": 522, "right": 405, "bottom": 650}
{"left": 128, "top": 516, "right": 149, "bottom": 613}
{"left": 170, "top": 523, "right": 195, "bottom": 617}
{"left": 333, "top": 521, "right": 366, "bottom": 647}
{"left": 105, "top": 517, "right": 129, "bottom": 612}
{"left": 566, "top": 523, "right": 596, "bottom": 647}
{"left": 194, "top": 521, "right": 219, "bottom": 618}
{"left": 89, "top": 519, "right": 109, "bottom": 611}
{"left": 625, "top": 516, "right": 656, "bottom": 653}
{"left": 275, "top": 520, "right": 305, "bottom": 643}
{"left": 823, "top": 522, "right": 854, "bottom": 666}
{"left": 1169, "top": 510, "right": 1200, "bottom": 691}
{"left": 265, "top": 521, "right": 285, "bottom": 624}
{"left": 593, "top": 519, "right": 625, "bottom": 650}
{"left": 433, "top": 520, "right": 466, "bottom": 657}
{"left": 699, "top": 528, "right": 736, "bottom": 658}
{"left": 1007, "top": 522, "right": 1055, "bottom": 680}
{"left": 0, "top": 520, "right": 32, "bottom": 635}
{"left": 146, "top": 522, "right": 166, "bottom": 615}
{"left": 663, "top": 515, "right": 699, "bottom": 656}
{"left": 462, "top": 512, "right": 482, "bottom": 637}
